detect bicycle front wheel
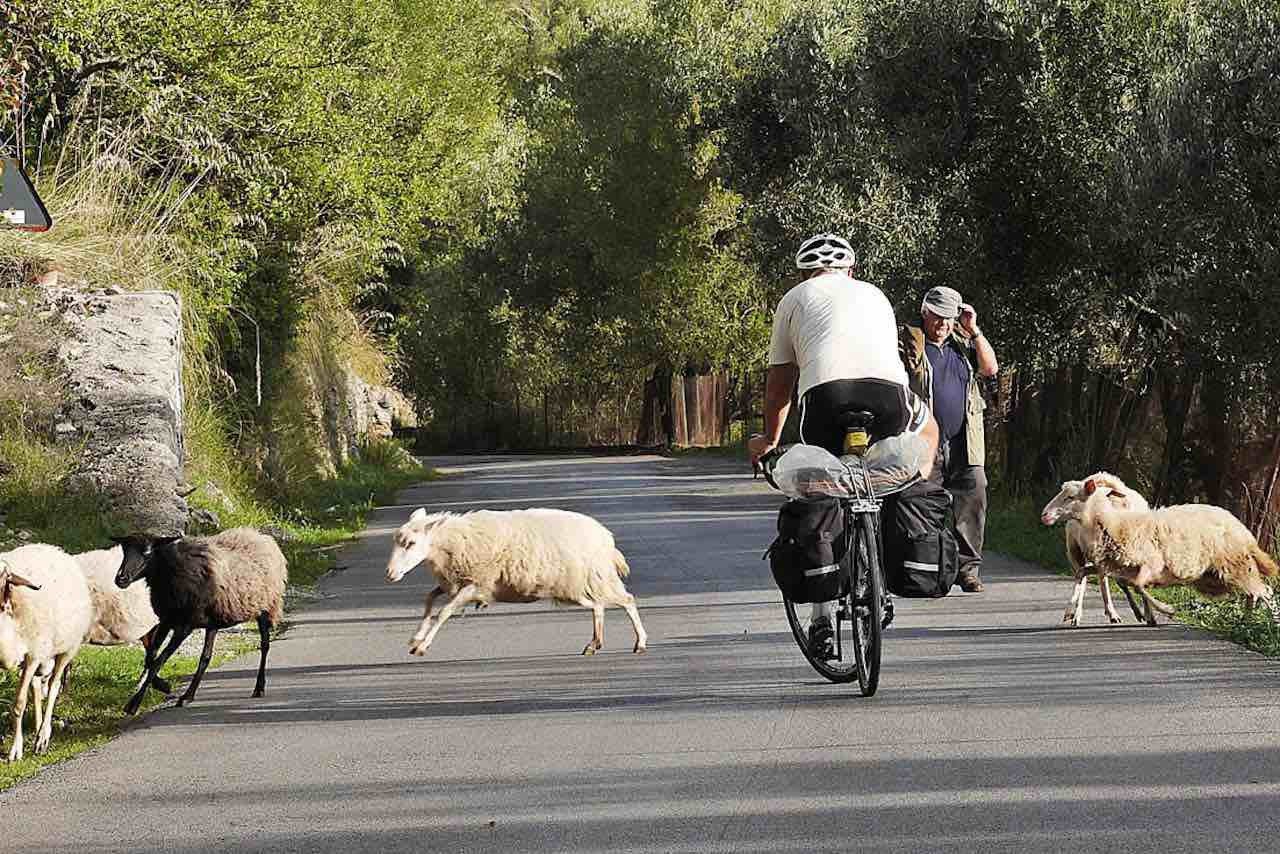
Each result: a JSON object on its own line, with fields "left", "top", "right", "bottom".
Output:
{"left": 850, "top": 513, "right": 884, "bottom": 696}
{"left": 782, "top": 589, "right": 859, "bottom": 684}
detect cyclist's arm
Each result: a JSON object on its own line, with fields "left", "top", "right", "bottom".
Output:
{"left": 749, "top": 362, "right": 799, "bottom": 463}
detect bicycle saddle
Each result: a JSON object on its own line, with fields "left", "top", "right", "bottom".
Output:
{"left": 834, "top": 410, "right": 876, "bottom": 431}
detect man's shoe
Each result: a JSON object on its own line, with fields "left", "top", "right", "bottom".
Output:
{"left": 807, "top": 618, "right": 836, "bottom": 659}
{"left": 958, "top": 572, "right": 984, "bottom": 593}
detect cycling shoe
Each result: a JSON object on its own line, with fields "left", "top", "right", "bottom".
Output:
{"left": 807, "top": 617, "right": 836, "bottom": 660}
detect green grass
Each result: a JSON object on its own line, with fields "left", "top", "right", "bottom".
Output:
{"left": 0, "top": 637, "right": 254, "bottom": 790}
{"left": 0, "top": 437, "right": 430, "bottom": 790}
{"left": 986, "top": 491, "right": 1280, "bottom": 658}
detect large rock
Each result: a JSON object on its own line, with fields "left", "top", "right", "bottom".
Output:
{"left": 362, "top": 381, "right": 417, "bottom": 440}
{"left": 49, "top": 289, "right": 187, "bottom": 535}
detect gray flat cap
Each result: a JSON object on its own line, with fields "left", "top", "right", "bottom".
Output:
{"left": 922, "top": 286, "right": 963, "bottom": 319}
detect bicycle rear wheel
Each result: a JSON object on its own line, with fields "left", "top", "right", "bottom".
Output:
{"left": 850, "top": 513, "right": 884, "bottom": 697}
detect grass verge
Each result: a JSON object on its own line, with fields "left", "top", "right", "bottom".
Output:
{"left": 986, "top": 491, "right": 1280, "bottom": 658}
{"left": 0, "top": 438, "right": 429, "bottom": 791}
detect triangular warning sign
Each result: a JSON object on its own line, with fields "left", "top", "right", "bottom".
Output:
{"left": 1, "top": 157, "right": 52, "bottom": 232}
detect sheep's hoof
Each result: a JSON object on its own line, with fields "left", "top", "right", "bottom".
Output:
{"left": 153, "top": 678, "right": 173, "bottom": 695}
{"left": 409, "top": 643, "right": 429, "bottom": 656}
{"left": 582, "top": 645, "right": 598, "bottom": 656}
{"left": 1109, "top": 615, "right": 1123, "bottom": 625}
{"left": 251, "top": 689, "right": 264, "bottom": 698}
{"left": 633, "top": 645, "right": 647, "bottom": 654}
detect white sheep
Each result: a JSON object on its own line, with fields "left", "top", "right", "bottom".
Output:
{"left": 0, "top": 545, "right": 93, "bottom": 761}
{"left": 75, "top": 546, "right": 159, "bottom": 646}
{"left": 1078, "top": 477, "right": 1279, "bottom": 615}
{"left": 385, "top": 507, "right": 647, "bottom": 656}
{"left": 1040, "top": 473, "right": 1176, "bottom": 626}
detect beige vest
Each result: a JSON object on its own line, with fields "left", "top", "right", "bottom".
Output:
{"left": 899, "top": 324, "right": 986, "bottom": 467}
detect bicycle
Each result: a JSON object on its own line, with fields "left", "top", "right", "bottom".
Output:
{"left": 760, "top": 412, "right": 893, "bottom": 697}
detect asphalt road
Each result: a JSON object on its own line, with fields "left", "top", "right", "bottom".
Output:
{"left": 3, "top": 453, "right": 1280, "bottom": 853}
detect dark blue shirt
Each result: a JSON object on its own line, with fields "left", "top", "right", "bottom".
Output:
{"left": 925, "top": 341, "right": 971, "bottom": 440}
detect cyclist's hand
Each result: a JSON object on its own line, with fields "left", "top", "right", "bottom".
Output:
{"left": 748, "top": 434, "right": 775, "bottom": 466}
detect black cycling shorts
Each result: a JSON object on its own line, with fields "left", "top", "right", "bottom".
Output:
{"left": 798, "top": 378, "right": 928, "bottom": 457}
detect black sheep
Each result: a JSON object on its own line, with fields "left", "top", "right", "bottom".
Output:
{"left": 113, "top": 528, "right": 288, "bottom": 714}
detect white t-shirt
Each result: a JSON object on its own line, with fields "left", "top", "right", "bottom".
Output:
{"left": 767, "top": 271, "right": 908, "bottom": 397}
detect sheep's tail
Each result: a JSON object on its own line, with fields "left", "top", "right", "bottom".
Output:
{"left": 1253, "top": 544, "right": 1280, "bottom": 578}
{"left": 613, "top": 549, "right": 630, "bottom": 578}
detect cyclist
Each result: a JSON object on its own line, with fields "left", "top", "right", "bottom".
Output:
{"left": 748, "top": 233, "right": 940, "bottom": 656}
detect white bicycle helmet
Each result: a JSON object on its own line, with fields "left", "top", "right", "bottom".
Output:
{"left": 795, "top": 233, "right": 856, "bottom": 270}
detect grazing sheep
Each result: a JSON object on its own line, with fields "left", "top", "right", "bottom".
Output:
{"left": 1078, "top": 478, "right": 1279, "bottom": 616}
{"left": 1040, "top": 473, "right": 1176, "bottom": 626}
{"left": 386, "top": 507, "right": 647, "bottom": 656}
{"left": 113, "top": 528, "right": 288, "bottom": 715}
{"left": 0, "top": 545, "right": 93, "bottom": 761}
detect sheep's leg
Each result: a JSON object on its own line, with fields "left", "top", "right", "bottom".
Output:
{"left": 1062, "top": 576, "right": 1088, "bottom": 626}
{"left": 1098, "top": 573, "right": 1124, "bottom": 625}
{"left": 28, "top": 672, "right": 45, "bottom": 749}
{"left": 35, "top": 653, "right": 73, "bottom": 755}
{"left": 6, "top": 656, "right": 40, "bottom": 762}
{"left": 409, "top": 584, "right": 478, "bottom": 656}
{"left": 125, "top": 625, "right": 192, "bottom": 715}
{"left": 621, "top": 596, "right": 647, "bottom": 653}
{"left": 141, "top": 625, "right": 173, "bottom": 696}
{"left": 1140, "top": 588, "right": 1176, "bottom": 617}
{"left": 1117, "top": 580, "right": 1145, "bottom": 622}
{"left": 409, "top": 585, "right": 445, "bottom": 646}
{"left": 134, "top": 624, "right": 174, "bottom": 697}
{"left": 252, "top": 613, "right": 271, "bottom": 698}
{"left": 177, "top": 627, "right": 219, "bottom": 708}
{"left": 1140, "top": 589, "right": 1157, "bottom": 627}
{"left": 583, "top": 605, "right": 606, "bottom": 655}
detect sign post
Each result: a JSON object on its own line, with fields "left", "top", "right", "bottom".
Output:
{"left": 0, "top": 156, "right": 52, "bottom": 232}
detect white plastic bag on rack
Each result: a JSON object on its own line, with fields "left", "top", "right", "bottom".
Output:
{"left": 772, "top": 444, "right": 852, "bottom": 500}
{"left": 772, "top": 434, "right": 925, "bottom": 501}
{"left": 859, "top": 431, "right": 926, "bottom": 495}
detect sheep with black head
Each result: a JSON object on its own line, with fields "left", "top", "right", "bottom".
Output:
{"left": 113, "top": 528, "right": 287, "bottom": 715}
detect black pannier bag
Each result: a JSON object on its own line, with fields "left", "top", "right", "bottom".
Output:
{"left": 882, "top": 478, "right": 959, "bottom": 597}
{"left": 766, "top": 498, "right": 848, "bottom": 603}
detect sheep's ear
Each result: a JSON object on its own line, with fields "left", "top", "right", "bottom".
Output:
{"left": 7, "top": 572, "right": 39, "bottom": 590}
{"left": 0, "top": 570, "right": 41, "bottom": 605}
{"left": 410, "top": 508, "right": 428, "bottom": 523}
{"left": 1084, "top": 478, "right": 1097, "bottom": 495}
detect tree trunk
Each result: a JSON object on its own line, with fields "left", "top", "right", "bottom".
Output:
{"left": 1199, "top": 375, "right": 1235, "bottom": 507}
{"left": 1153, "top": 364, "right": 1199, "bottom": 505}
{"left": 1069, "top": 360, "right": 1086, "bottom": 425}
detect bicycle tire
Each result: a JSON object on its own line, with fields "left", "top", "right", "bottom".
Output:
{"left": 850, "top": 513, "right": 884, "bottom": 696}
{"left": 782, "top": 590, "right": 858, "bottom": 683}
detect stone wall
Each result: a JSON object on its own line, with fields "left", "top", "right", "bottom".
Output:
{"left": 46, "top": 288, "right": 188, "bottom": 534}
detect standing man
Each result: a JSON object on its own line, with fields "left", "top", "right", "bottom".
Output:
{"left": 899, "top": 286, "right": 998, "bottom": 593}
